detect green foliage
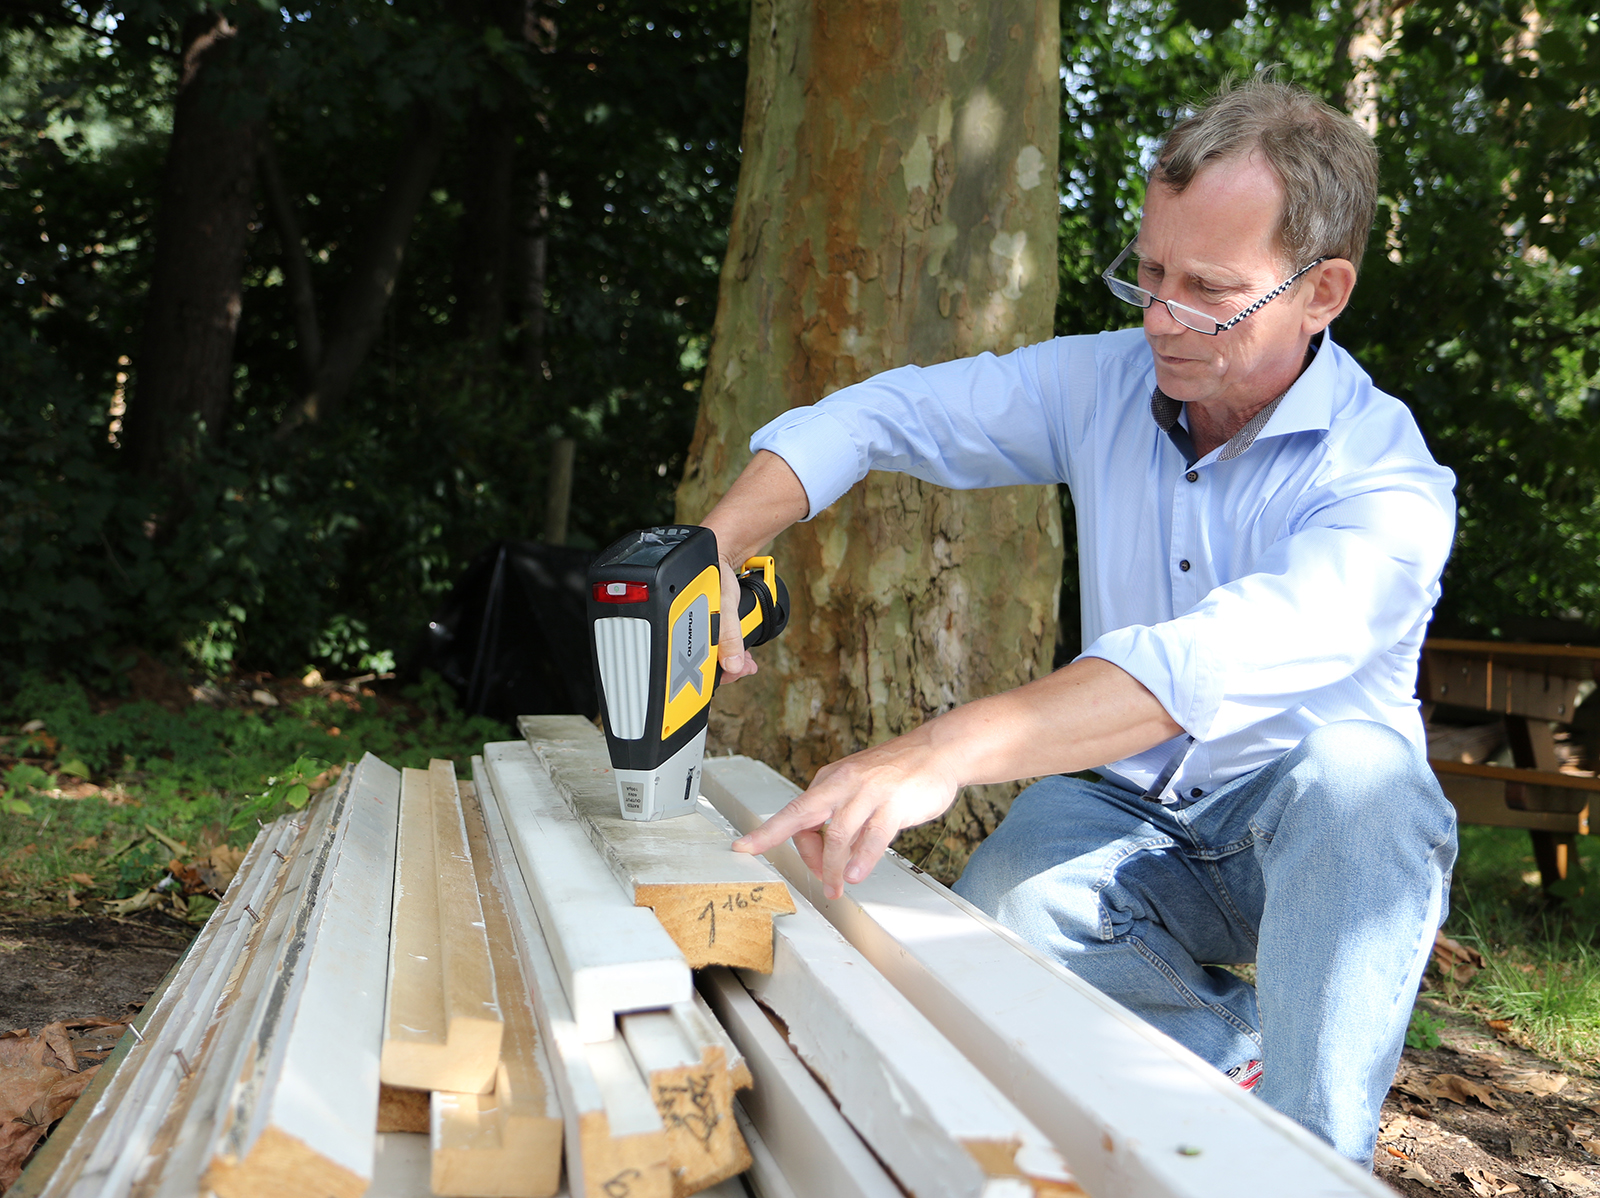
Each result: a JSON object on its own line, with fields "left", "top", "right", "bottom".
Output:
{"left": 1405, "top": 1006, "right": 1445, "bottom": 1050}
{"left": 0, "top": 668, "right": 511, "bottom": 911}
{"left": 1, "top": 0, "right": 746, "bottom": 682}
{"left": 1056, "top": 0, "right": 1600, "bottom": 642}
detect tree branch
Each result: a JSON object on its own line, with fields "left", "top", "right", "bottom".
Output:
{"left": 276, "top": 107, "right": 445, "bottom": 439}
{"left": 258, "top": 134, "right": 322, "bottom": 388}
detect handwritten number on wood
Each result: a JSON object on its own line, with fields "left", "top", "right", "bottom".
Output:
{"left": 698, "top": 899, "right": 716, "bottom": 945}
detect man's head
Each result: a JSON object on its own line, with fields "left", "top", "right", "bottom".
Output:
{"left": 1155, "top": 76, "right": 1378, "bottom": 277}
{"left": 1126, "top": 78, "right": 1375, "bottom": 419}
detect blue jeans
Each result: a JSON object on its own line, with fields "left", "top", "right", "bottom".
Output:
{"left": 953, "top": 720, "right": 1457, "bottom": 1165}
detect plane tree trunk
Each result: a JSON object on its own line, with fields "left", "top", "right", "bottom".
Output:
{"left": 675, "top": 0, "right": 1063, "bottom": 881}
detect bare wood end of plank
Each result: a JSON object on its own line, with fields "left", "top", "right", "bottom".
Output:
{"left": 380, "top": 1016, "right": 504, "bottom": 1095}
{"left": 634, "top": 880, "right": 795, "bottom": 972}
{"left": 376, "top": 1082, "right": 429, "bottom": 1134}
{"left": 577, "top": 1109, "right": 673, "bottom": 1198}
{"left": 205, "top": 1123, "right": 366, "bottom": 1198}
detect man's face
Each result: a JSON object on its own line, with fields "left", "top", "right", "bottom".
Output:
{"left": 1135, "top": 153, "right": 1319, "bottom": 414}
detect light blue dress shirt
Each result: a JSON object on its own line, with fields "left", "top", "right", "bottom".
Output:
{"left": 748, "top": 327, "right": 1457, "bottom": 802}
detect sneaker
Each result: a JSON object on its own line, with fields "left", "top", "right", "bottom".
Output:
{"left": 1226, "top": 1059, "right": 1263, "bottom": 1091}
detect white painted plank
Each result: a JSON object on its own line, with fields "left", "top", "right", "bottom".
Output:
{"left": 675, "top": 803, "right": 1074, "bottom": 1197}
{"left": 703, "top": 755, "right": 1391, "bottom": 1198}
{"left": 474, "top": 755, "right": 673, "bottom": 1198}
{"left": 731, "top": 1103, "right": 795, "bottom": 1198}
{"left": 45, "top": 808, "right": 312, "bottom": 1198}
{"left": 205, "top": 752, "right": 402, "bottom": 1198}
{"left": 697, "top": 967, "right": 897, "bottom": 1198}
{"left": 482, "top": 741, "right": 689, "bottom": 1041}
{"left": 519, "top": 716, "right": 794, "bottom": 971}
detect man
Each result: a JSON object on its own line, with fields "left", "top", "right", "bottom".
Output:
{"left": 700, "top": 77, "right": 1457, "bottom": 1165}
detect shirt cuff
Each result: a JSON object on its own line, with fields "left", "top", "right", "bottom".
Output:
{"left": 749, "top": 407, "right": 869, "bottom": 521}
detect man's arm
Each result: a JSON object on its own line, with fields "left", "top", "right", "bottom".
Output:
{"left": 731, "top": 657, "right": 1182, "bottom": 898}
{"left": 699, "top": 450, "right": 810, "bottom": 680}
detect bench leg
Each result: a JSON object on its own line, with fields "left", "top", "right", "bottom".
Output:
{"left": 1530, "top": 830, "right": 1574, "bottom": 889}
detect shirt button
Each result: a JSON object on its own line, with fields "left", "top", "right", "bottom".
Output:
{"left": 1190, "top": 787, "right": 1203, "bottom": 798}
{"left": 1185, "top": 470, "right": 1199, "bottom": 483}
{"left": 1179, "top": 559, "right": 1191, "bottom": 572}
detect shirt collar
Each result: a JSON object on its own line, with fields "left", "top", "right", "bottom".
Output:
{"left": 1149, "top": 331, "right": 1335, "bottom": 465}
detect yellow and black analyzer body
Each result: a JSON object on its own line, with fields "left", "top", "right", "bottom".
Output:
{"left": 587, "top": 526, "right": 789, "bottom": 821}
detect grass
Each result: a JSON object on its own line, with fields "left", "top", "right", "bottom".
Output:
{"left": 0, "top": 669, "right": 514, "bottom": 920}
{"left": 1433, "top": 824, "right": 1600, "bottom": 1070}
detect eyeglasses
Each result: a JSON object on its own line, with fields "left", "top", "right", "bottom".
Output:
{"left": 1101, "top": 238, "right": 1328, "bottom": 336}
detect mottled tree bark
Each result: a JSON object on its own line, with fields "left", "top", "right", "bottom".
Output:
{"left": 123, "top": 9, "right": 259, "bottom": 481}
{"left": 676, "top": 0, "right": 1063, "bottom": 879}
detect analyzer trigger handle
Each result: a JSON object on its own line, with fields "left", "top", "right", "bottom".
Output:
{"left": 735, "top": 556, "right": 789, "bottom": 648}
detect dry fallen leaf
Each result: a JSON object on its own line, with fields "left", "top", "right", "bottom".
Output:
{"left": 0, "top": 1022, "right": 113, "bottom": 1189}
{"left": 1398, "top": 1157, "right": 1444, "bottom": 1191}
{"left": 1488, "top": 1018, "right": 1514, "bottom": 1033}
{"left": 1434, "top": 930, "right": 1486, "bottom": 984}
{"left": 1428, "top": 1073, "right": 1502, "bottom": 1110}
{"left": 68, "top": 872, "right": 94, "bottom": 887}
{"left": 1498, "top": 1069, "right": 1568, "bottom": 1096}
{"left": 68, "top": 837, "right": 97, "bottom": 853}
{"left": 1459, "top": 1166, "right": 1521, "bottom": 1196}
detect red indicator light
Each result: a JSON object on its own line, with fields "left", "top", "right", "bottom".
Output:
{"left": 594, "top": 581, "right": 649, "bottom": 603}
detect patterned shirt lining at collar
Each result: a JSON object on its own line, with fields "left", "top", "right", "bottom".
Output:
{"left": 1150, "top": 388, "right": 1287, "bottom": 468}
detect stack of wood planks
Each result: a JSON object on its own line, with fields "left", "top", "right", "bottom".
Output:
{"left": 18, "top": 716, "right": 1399, "bottom": 1198}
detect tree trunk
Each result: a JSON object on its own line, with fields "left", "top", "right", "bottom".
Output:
{"left": 277, "top": 108, "right": 445, "bottom": 436}
{"left": 675, "top": 0, "right": 1063, "bottom": 882}
{"left": 258, "top": 135, "right": 322, "bottom": 388}
{"left": 123, "top": 9, "right": 259, "bottom": 482}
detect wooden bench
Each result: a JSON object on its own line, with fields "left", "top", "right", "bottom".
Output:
{"left": 1420, "top": 638, "right": 1600, "bottom": 886}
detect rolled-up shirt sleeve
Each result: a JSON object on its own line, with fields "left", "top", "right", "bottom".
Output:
{"left": 748, "top": 344, "right": 1074, "bottom": 519}
{"left": 1084, "top": 454, "right": 1456, "bottom": 741}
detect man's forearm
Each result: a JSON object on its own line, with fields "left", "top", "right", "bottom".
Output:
{"left": 919, "top": 656, "right": 1184, "bottom": 788}
{"left": 699, "top": 450, "right": 810, "bottom": 564}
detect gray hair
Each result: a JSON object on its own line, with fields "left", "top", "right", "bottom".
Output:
{"left": 1154, "top": 75, "right": 1379, "bottom": 275}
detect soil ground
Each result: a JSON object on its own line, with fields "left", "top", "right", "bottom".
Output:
{"left": 0, "top": 913, "right": 192, "bottom": 1033}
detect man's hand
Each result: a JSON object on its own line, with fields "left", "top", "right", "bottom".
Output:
{"left": 716, "top": 555, "right": 758, "bottom": 682}
{"left": 732, "top": 731, "right": 959, "bottom": 899}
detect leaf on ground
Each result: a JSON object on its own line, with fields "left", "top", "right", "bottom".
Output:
{"left": 103, "top": 886, "right": 163, "bottom": 916}
{"left": 68, "top": 872, "right": 94, "bottom": 886}
{"left": 1459, "top": 1166, "right": 1522, "bottom": 1196}
{"left": 1395, "top": 1075, "right": 1437, "bottom": 1104}
{"left": 1398, "top": 1158, "right": 1444, "bottom": 1190}
{"left": 1434, "top": 930, "right": 1486, "bottom": 984}
{"left": 1428, "top": 1073, "right": 1502, "bottom": 1110}
{"left": 68, "top": 837, "right": 97, "bottom": 853}
{"left": 1498, "top": 1069, "right": 1568, "bottom": 1096}
{"left": 0, "top": 1027, "right": 101, "bottom": 1191}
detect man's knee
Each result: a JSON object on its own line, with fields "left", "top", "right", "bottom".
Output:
{"left": 1268, "top": 719, "right": 1454, "bottom": 845}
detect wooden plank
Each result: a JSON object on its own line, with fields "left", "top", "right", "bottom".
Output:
{"left": 1434, "top": 769, "right": 1589, "bottom": 834}
{"left": 703, "top": 755, "right": 1393, "bottom": 1198}
{"left": 145, "top": 793, "right": 351, "bottom": 1198}
{"left": 519, "top": 715, "right": 795, "bottom": 972}
{"left": 1430, "top": 757, "right": 1600, "bottom": 793}
{"left": 205, "top": 752, "right": 402, "bottom": 1198}
{"left": 1426, "top": 637, "right": 1600, "bottom": 669}
{"left": 482, "top": 741, "right": 689, "bottom": 1041}
{"left": 427, "top": 780, "right": 564, "bottom": 1198}
{"left": 730, "top": 1102, "right": 797, "bottom": 1198}
{"left": 40, "top": 809, "right": 313, "bottom": 1198}
{"left": 1424, "top": 647, "right": 1589, "bottom": 722}
{"left": 474, "top": 755, "right": 673, "bottom": 1198}
{"left": 619, "top": 999, "right": 751, "bottom": 1197}
{"left": 382, "top": 762, "right": 504, "bottom": 1094}
{"left": 698, "top": 966, "right": 898, "bottom": 1198}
